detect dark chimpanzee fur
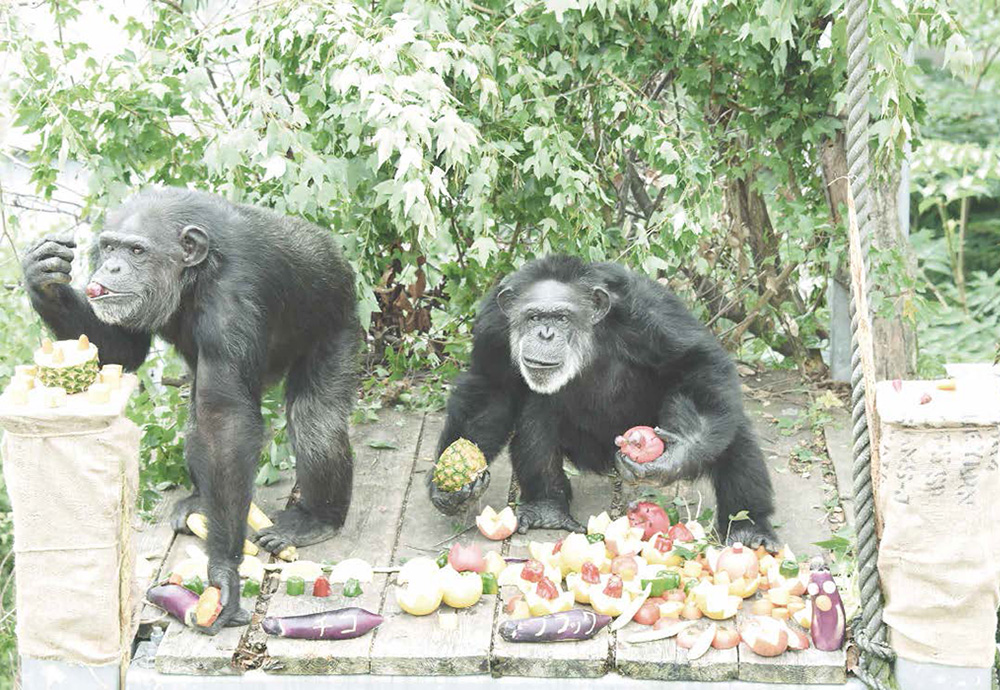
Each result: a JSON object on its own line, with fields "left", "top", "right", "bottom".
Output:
{"left": 21, "top": 187, "right": 359, "bottom": 633}
{"left": 431, "top": 255, "right": 777, "bottom": 548}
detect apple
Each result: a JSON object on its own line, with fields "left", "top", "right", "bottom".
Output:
{"left": 741, "top": 617, "right": 789, "bottom": 657}
{"left": 396, "top": 579, "right": 444, "bottom": 616}
{"left": 712, "top": 626, "right": 741, "bottom": 650}
{"left": 448, "top": 543, "right": 485, "bottom": 573}
{"left": 441, "top": 569, "right": 484, "bottom": 608}
{"left": 476, "top": 506, "right": 518, "bottom": 540}
{"left": 611, "top": 555, "right": 639, "bottom": 581}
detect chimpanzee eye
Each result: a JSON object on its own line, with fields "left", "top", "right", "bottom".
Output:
{"left": 131, "top": 246, "right": 144, "bottom": 256}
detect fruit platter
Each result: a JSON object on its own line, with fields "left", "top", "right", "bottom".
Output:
{"left": 1, "top": 336, "right": 131, "bottom": 415}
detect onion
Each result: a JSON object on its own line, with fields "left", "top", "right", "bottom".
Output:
{"left": 716, "top": 542, "right": 759, "bottom": 580}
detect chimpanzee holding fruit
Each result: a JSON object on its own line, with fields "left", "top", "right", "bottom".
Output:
{"left": 21, "top": 187, "right": 360, "bottom": 634}
{"left": 431, "top": 254, "right": 778, "bottom": 549}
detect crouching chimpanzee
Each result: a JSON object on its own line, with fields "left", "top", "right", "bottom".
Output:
{"left": 430, "top": 255, "right": 777, "bottom": 549}
{"left": 22, "top": 187, "right": 359, "bottom": 633}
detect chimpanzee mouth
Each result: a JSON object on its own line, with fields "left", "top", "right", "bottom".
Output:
{"left": 85, "top": 282, "right": 132, "bottom": 301}
{"left": 522, "top": 356, "right": 562, "bottom": 370}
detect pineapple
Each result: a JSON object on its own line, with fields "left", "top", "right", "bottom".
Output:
{"left": 433, "top": 438, "right": 487, "bottom": 492}
{"left": 33, "top": 335, "right": 99, "bottom": 395}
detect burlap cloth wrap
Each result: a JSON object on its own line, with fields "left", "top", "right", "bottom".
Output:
{"left": 0, "top": 393, "right": 139, "bottom": 667}
{"left": 875, "top": 379, "right": 1000, "bottom": 668}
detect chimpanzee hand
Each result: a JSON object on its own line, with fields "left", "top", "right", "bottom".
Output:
{"left": 193, "top": 562, "right": 251, "bottom": 636}
{"left": 727, "top": 522, "right": 780, "bottom": 552}
{"left": 515, "top": 498, "right": 585, "bottom": 534}
{"left": 614, "top": 427, "right": 690, "bottom": 484}
{"left": 427, "top": 470, "right": 491, "bottom": 516}
{"left": 22, "top": 235, "right": 76, "bottom": 297}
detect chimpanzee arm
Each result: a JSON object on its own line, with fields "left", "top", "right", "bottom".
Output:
{"left": 509, "top": 396, "right": 585, "bottom": 533}
{"left": 616, "top": 362, "right": 742, "bottom": 484}
{"left": 185, "top": 331, "right": 264, "bottom": 634}
{"left": 22, "top": 237, "right": 151, "bottom": 370}
{"left": 429, "top": 298, "right": 523, "bottom": 515}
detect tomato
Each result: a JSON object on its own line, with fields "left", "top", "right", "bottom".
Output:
{"left": 552, "top": 538, "right": 564, "bottom": 554}
{"left": 521, "top": 559, "right": 544, "bottom": 583}
{"left": 536, "top": 577, "right": 559, "bottom": 600}
{"left": 654, "top": 535, "right": 673, "bottom": 553}
{"left": 581, "top": 561, "right": 601, "bottom": 584}
{"left": 603, "top": 575, "right": 623, "bottom": 598}
{"left": 633, "top": 601, "right": 661, "bottom": 626}
{"left": 668, "top": 522, "right": 694, "bottom": 542}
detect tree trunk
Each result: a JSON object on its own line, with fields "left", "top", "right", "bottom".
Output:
{"left": 820, "top": 129, "right": 917, "bottom": 381}
{"left": 870, "top": 168, "right": 918, "bottom": 380}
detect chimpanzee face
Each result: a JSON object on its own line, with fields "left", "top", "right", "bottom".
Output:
{"left": 87, "top": 203, "right": 209, "bottom": 331}
{"left": 498, "top": 279, "right": 611, "bottom": 394}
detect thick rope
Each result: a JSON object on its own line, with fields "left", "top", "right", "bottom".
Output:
{"left": 844, "top": 0, "right": 896, "bottom": 687}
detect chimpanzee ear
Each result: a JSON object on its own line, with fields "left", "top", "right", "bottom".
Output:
{"left": 497, "top": 287, "right": 516, "bottom": 317}
{"left": 180, "top": 225, "right": 209, "bottom": 267}
{"left": 591, "top": 286, "right": 611, "bottom": 324}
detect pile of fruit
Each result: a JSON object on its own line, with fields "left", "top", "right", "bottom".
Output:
{"left": 1, "top": 336, "right": 123, "bottom": 407}
{"left": 463, "top": 500, "right": 845, "bottom": 655}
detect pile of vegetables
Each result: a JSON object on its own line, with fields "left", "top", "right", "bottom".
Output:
{"left": 481, "top": 500, "right": 843, "bottom": 655}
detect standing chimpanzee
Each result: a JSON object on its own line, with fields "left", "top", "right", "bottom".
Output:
{"left": 430, "top": 254, "right": 778, "bottom": 549}
{"left": 21, "top": 187, "right": 359, "bottom": 633}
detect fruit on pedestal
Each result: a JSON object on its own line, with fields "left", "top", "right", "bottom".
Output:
{"left": 34, "top": 336, "right": 99, "bottom": 394}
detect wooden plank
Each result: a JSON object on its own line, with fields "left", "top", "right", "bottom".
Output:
{"left": 615, "top": 478, "right": 738, "bottom": 682}
{"left": 153, "top": 475, "right": 296, "bottom": 675}
{"left": 490, "top": 470, "right": 618, "bottom": 678}
{"left": 262, "top": 409, "right": 424, "bottom": 675}
{"left": 370, "top": 413, "right": 515, "bottom": 675}
{"left": 135, "top": 492, "right": 180, "bottom": 634}
{"left": 736, "top": 605, "right": 847, "bottom": 684}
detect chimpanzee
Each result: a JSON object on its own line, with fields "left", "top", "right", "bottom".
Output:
{"left": 430, "top": 254, "right": 778, "bottom": 549}
{"left": 21, "top": 187, "right": 359, "bottom": 633}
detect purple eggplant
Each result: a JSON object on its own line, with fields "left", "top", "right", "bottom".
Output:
{"left": 499, "top": 609, "right": 612, "bottom": 643}
{"left": 147, "top": 583, "right": 200, "bottom": 626}
{"left": 261, "top": 607, "right": 383, "bottom": 640}
{"left": 808, "top": 571, "right": 846, "bottom": 651}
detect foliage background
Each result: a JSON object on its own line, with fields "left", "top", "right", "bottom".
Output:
{"left": 0, "top": 0, "right": 996, "bottom": 685}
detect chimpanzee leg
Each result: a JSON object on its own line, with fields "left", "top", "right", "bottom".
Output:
{"left": 511, "top": 396, "right": 584, "bottom": 533}
{"left": 254, "top": 329, "right": 357, "bottom": 555}
{"left": 711, "top": 421, "right": 778, "bottom": 550}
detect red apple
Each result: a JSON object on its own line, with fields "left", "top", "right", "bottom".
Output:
{"left": 476, "top": 506, "right": 518, "bottom": 541}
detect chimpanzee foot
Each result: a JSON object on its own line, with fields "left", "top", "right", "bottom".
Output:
{"left": 253, "top": 504, "right": 340, "bottom": 555}
{"left": 515, "top": 499, "right": 586, "bottom": 534}
{"left": 170, "top": 493, "right": 203, "bottom": 534}
{"left": 727, "top": 522, "right": 780, "bottom": 552}
{"left": 193, "top": 564, "right": 251, "bottom": 636}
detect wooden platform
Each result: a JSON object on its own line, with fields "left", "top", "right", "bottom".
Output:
{"left": 131, "top": 372, "right": 850, "bottom": 684}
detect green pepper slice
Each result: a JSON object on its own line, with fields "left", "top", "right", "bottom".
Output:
{"left": 779, "top": 559, "right": 800, "bottom": 578}
{"left": 586, "top": 533, "right": 605, "bottom": 544}
{"left": 641, "top": 570, "right": 682, "bottom": 597}
{"left": 184, "top": 576, "right": 205, "bottom": 596}
{"left": 242, "top": 578, "right": 261, "bottom": 597}
{"left": 435, "top": 551, "right": 449, "bottom": 568}
{"left": 286, "top": 576, "right": 305, "bottom": 596}
{"left": 343, "top": 577, "right": 363, "bottom": 598}
{"left": 481, "top": 572, "right": 498, "bottom": 595}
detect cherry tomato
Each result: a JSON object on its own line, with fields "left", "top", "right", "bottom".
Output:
{"left": 668, "top": 522, "right": 694, "bottom": 542}
{"left": 536, "top": 577, "right": 559, "bottom": 600}
{"left": 654, "top": 535, "right": 673, "bottom": 553}
{"left": 633, "top": 601, "right": 661, "bottom": 626}
{"left": 581, "top": 561, "right": 601, "bottom": 584}
{"left": 603, "top": 574, "right": 623, "bottom": 598}
{"left": 521, "top": 559, "right": 544, "bottom": 583}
